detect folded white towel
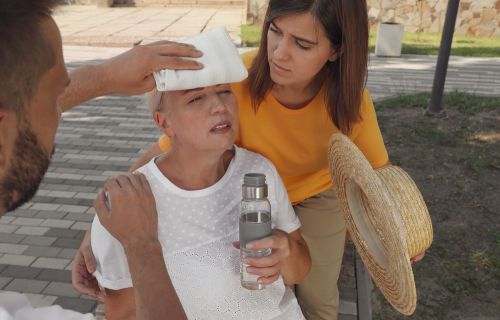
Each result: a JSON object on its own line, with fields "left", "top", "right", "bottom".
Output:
{"left": 153, "top": 26, "right": 248, "bottom": 91}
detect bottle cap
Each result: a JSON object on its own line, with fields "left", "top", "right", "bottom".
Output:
{"left": 242, "top": 173, "right": 267, "bottom": 199}
{"left": 243, "top": 173, "right": 266, "bottom": 187}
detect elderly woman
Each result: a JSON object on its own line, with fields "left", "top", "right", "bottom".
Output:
{"left": 90, "top": 29, "right": 310, "bottom": 320}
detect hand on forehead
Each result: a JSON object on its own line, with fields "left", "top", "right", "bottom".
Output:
{"left": 153, "top": 27, "right": 247, "bottom": 92}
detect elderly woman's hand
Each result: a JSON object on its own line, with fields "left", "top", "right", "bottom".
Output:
{"left": 240, "top": 229, "right": 293, "bottom": 285}
{"left": 233, "top": 228, "right": 311, "bottom": 285}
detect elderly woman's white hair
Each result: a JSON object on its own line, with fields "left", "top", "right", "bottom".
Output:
{"left": 145, "top": 88, "right": 165, "bottom": 113}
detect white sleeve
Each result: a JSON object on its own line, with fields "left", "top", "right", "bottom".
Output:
{"left": 267, "top": 162, "right": 301, "bottom": 234}
{"left": 0, "top": 292, "right": 94, "bottom": 320}
{"left": 14, "top": 305, "right": 94, "bottom": 320}
{"left": 91, "top": 215, "right": 133, "bottom": 290}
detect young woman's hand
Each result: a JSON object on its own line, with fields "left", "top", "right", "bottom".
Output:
{"left": 410, "top": 252, "right": 425, "bottom": 263}
{"left": 71, "top": 228, "right": 104, "bottom": 300}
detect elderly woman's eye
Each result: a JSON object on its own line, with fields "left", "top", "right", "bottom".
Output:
{"left": 189, "top": 96, "right": 203, "bottom": 104}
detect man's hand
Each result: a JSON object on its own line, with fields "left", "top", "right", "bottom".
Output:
{"left": 60, "top": 41, "right": 203, "bottom": 112}
{"left": 100, "top": 41, "right": 203, "bottom": 96}
{"left": 94, "top": 173, "right": 187, "bottom": 319}
{"left": 94, "top": 173, "right": 159, "bottom": 248}
{"left": 72, "top": 229, "right": 104, "bottom": 300}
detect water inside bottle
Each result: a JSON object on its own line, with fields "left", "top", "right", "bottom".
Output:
{"left": 239, "top": 211, "right": 272, "bottom": 290}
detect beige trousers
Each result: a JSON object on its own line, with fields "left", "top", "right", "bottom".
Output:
{"left": 294, "top": 188, "right": 346, "bottom": 320}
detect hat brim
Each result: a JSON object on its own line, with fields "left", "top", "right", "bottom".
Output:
{"left": 328, "top": 133, "right": 416, "bottom": 315}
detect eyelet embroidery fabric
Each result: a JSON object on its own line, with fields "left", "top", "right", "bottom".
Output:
{"left": 92, "top": 146, "right": 304, "bottom": 319}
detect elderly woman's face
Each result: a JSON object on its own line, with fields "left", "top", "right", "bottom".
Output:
{"left": 157, "top": 84, "right": 239, "bottom": 152}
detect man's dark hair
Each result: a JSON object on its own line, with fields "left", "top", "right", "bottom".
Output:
{"left": 0, "top": 0, "right": 61, "bottom": 113}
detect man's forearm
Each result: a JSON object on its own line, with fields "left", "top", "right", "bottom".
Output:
{"left": 124, "top": 240, "right": 187, "bottom": 320}
{"left": 60, "top": 64, "right": 109, "bottom": 112}
{"left": 59, "top": 42, "right": 203, "bottom": 112}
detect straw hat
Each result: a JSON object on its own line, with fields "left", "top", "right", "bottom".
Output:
{"left": 328, "top": 133, "right": 433, "bottom": 315}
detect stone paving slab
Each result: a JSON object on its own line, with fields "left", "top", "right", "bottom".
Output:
{"left": 54, "top": 5, "right": 245, "bottom": 47}
{"left": 5, "top": 279, "right": 49, "bottom": 294}
{"left": 23, "top": 293, "right": 58, "bottom": 308}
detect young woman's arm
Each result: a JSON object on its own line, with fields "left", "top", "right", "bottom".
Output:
{"left": 278, "top": 229, "right": 311, "bottom": 285}
{"left": 129, "top": 143, "right": 163, "bottom": 172}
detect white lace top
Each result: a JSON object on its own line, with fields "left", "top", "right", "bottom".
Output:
{"left": 92, "top": 146, "right": 305, "bottom": 320}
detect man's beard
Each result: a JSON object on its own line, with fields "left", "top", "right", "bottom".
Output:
{"left": 0, "top": 122, "right": 51, "bottom": 213}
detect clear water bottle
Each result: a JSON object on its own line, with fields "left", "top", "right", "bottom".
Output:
{"left": 239, "top": 173, "right": 272, "bottom": 290}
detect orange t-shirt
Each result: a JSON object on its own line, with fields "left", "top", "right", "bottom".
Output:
{"left": 159, "top": 51, "right": 388, "bottom": 204}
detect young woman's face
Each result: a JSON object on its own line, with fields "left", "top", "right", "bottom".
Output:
{"left": 158, "top": 84, "right": 239, "bottom": 153}
{"left": 267, "top": 11, "right": 336, "bottom": 88}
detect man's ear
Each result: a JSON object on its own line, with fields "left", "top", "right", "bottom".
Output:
{"left": 0, "top": 107, "right": 11, "bottom": 142}
{"left": 0, "top": 108, "right": 13, "bottom": 172}
{"left": 153, "top": 111, "right": 175, "bottom": 138}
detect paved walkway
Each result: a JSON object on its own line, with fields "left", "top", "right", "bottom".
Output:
{"left": 367, "top": 54, "right": 500, "bottom": 101}
{"left": 1, "top": 4, "right": 499, "bottom": 319}
{"left": 62, "top": 45, "right": 500, "bottom": 101}
{"left": 54, "top": 5, "right": 246, "bottom": 46}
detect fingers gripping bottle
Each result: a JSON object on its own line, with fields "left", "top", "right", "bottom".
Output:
{"left": 239, "top": 173, "right": 272, "bottom": 290}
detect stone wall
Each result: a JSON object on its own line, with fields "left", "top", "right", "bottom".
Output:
{"left": 110, "top": 0, "right": 245, "bottom": 5}
{"left": 247, "top": 0, "right": 500, "bottom": 37}
{"left": 247, "top": 0, "right": 268, "bottom": 24}
{"left": 367, "top": 0, "right": 500, "bottom": 37}
{"left": 68, "top": 0, "right": 245, "bottom": 6}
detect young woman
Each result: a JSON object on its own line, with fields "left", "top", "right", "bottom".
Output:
{"left": 148, "top": 1, "right": 386, "bottom": 319}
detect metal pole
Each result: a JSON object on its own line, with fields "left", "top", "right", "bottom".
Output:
{"left": 427, "top": 0, "right": 460, "bottom": 116}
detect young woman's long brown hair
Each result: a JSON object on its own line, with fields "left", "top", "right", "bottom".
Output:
{"left": 247, "top": 0, "right": 369, "bottom": 134}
